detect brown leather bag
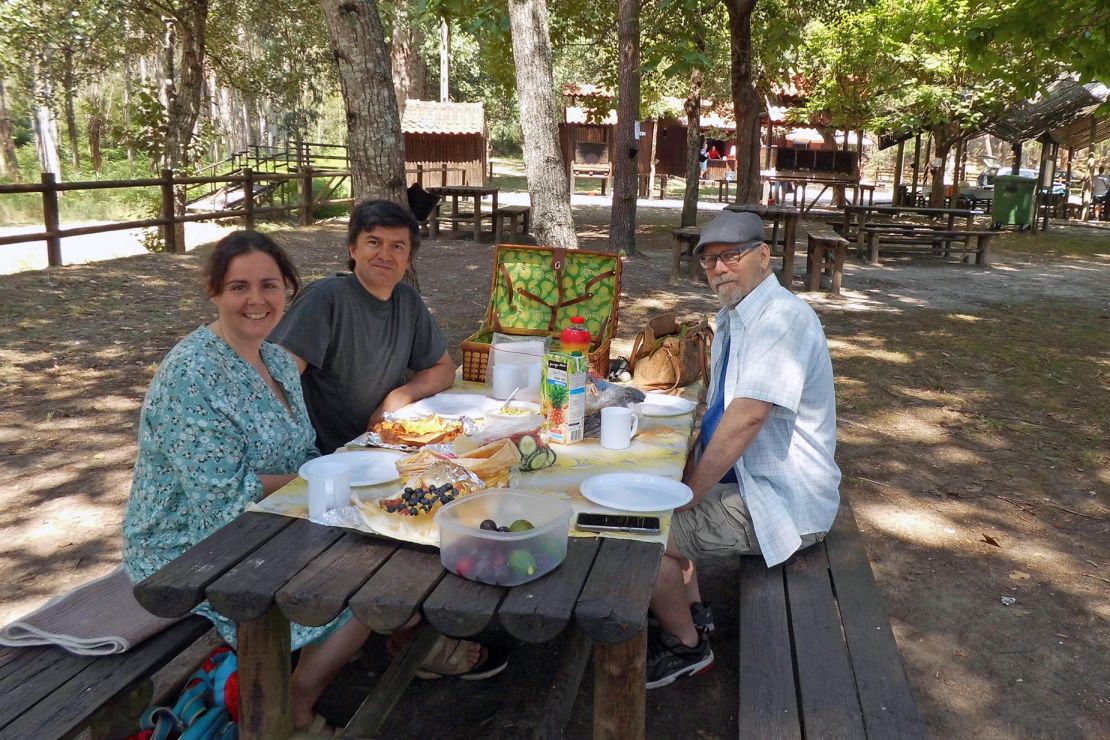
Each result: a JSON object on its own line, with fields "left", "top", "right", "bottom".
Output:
{"left": 628, "top": 313, "right": 713, "bottom": 392}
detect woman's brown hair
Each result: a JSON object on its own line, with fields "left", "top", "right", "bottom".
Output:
{"left": 204, "top": 230, "right": 301, "bottom": 298}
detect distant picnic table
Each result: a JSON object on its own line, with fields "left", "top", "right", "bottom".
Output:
{"left": 428, "top": 185, "right": 500, "bottom": 242}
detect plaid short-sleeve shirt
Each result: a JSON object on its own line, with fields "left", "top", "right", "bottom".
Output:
{"left": 707, "top": 274, "right": 841, "bottom": 566}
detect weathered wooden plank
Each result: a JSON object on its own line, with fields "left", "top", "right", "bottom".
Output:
{"left": 593, "top": 627, "right": 647, "bottom": 740}
{"left": 207, "top": 518, "right": 346, "bottom": 622}
{"left": 498, "top": 537, "right": 600, "bottom": 643}
{"left": 348, "top": 546, "right": 444, "bottom": 632}
{"left": 575, "top": 539, "right": 662, "bottom": 644}
{"left": 276, "top": 533, "right": 398, "bottom": 627}
{"left": 785, "top": 543, "right": 867, "bottom": 738}
{"left": 738, "top": 557, "right": 801, "bottom": 739}
{"left": 236, "top": 607, "right": 293, "bottom": 740}
{"left": 344, "top": 621, "right": 440, "bottom": 737}
{"left": 825, "top": 501, "right": 927, "bottom": 739}
{"left": 422, "top": 572, "right": 505, "bottom": 638}
{"left": 0, "top": 646, "right": 85, "bottom": 728}
{"left": 134, "top": 511, "right": 294, "bottom": 618}
{"left": 0, "top": 616, "right": 210, "bottom": 740}
{"left": 487, "top": 625, "right": 594, "bottom": 740}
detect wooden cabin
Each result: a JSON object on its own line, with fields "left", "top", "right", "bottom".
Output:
{"left": 402, "top": 100, "right": 488, "bottom": 187}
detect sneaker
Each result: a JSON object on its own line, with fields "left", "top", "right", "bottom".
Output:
{"left": 648, "top": 602, "right": 716, "bottom": 636}
{"left": 690, "top": 601, "right": 716, "bottom": 636}
{"left": 646, "top": 629, "right": 714, "bottom": 689}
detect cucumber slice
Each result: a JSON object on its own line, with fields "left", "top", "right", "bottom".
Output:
{"left": 518, "top": 434, "right": 538, "bottom": 456}
{"left": 519, "top": 449, "right": 539, "bottom": 471}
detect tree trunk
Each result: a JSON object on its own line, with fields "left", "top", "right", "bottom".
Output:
{"left": 724, "top": 0, "right": 762, "bottom": 204}
{"left": 160, "top": 1, "right": 209, "bottom": 252}
{"left": 123, "top": 60, "right": 134, "bottom": 166}
{"left": 86, "top": 85, "right": 107, "bottom": 174}
{"left": 319, "top": 0, "right": 407, "bottom": 205}
{"left": 680, "top": 61, "right": 703, "bottom": 227}
{"left": 31, "top": 61, "right": 62, "bottom": 179}
{"left": 0, "top": 80, "right": 22, "bottom": 182}
{"left": 928, "top": 123, "right": 959, "bottom": 208}
{"left": 610, "top": 0, "right": 641, "bottom": 256}
{"left": 63, "top": 46, "right": 80, "bottom": 169}
{"left": 647, "top": 118, "right": 658, "bottom": 199}
{"left": 507, "top": 0, "right": 577, "bottom": 249}
{"left": 391, "top": 0, "right": 427, "bottom": 116}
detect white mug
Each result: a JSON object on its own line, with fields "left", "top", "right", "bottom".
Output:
{"left": 600, "top": 406, "right": 640, "bottom": 450}
{"left": 304, "top": 461, "right": 350, "bottom": 517}
{"left": 491, "top": 362, "right": 526, "bottom": 399}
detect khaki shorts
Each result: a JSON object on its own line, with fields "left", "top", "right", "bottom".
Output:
{"left": 671, "top": 483, "right": 826, "bottom": 561}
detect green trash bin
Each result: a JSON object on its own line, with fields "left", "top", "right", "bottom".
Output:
{"left": 991, "top": 175, "right": 1037, "bottom": 230}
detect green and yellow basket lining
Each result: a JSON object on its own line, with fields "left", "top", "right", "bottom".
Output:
{"left": 461, "top": 245, "right": 622, "bottom": 382}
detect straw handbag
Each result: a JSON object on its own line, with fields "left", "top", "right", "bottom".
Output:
{"left": 628, "top": 313, "right": 713, "bottom": 392}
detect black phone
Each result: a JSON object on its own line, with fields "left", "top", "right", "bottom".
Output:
{"left": 575, "top": 513, "right": 661, "bottom": 535}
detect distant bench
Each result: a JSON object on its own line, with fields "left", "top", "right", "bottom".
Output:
{"left": 494, "top": 205, "right": 532, "bottom": 243}
{"left": 805, "top": 228, "right": 849, "bottom": 294}
{"left": 862, "top": 224, "right": 995, "bottom": 266}
{"left": 571, "top": 164, "right": 612, "bottom": 195}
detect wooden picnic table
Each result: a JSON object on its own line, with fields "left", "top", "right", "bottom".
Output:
{"left": 763, "top": 175, "right": 875, "bottom": 215}
{"left": 133, "top": 383, "right": 698, "bottom": 738}
{"left": 427, "top": 185, "right": 499, "bottom": 242}
{"left": 724, "top": 203, "right": 800, "bottom": 290}
{"left": 840, "top": 204, "right": 978, "bottom": 251}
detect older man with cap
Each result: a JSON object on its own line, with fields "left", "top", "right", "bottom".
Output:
{"left": 646, "top": 210, "right": 841, "bottom": 689}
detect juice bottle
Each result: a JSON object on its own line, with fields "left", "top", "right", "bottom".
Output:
{"left": 560, "top": 316, "right": 592, "bottom": 355}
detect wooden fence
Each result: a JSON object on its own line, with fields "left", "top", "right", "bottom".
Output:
{"left": 0, "top": 134, "right": 481, "bottom": 268}
{"left": 0, "top": 166, "right": 356, "bottom": 267}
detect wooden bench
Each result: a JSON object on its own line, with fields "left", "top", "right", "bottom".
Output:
{"left": 493, "top": 205, "right": 531, "bottom": 243}
{"left": 571, "top": 164, "right": 611, "bottom": 195}
{"left": 671, "top": 226, "right": 701, "bottom": 282}
{"left": 805, "top": 229, "right": 849, "bottom": 294}
{"left": 739, "top": 500, "right": 927, "bottom": 738}
{"left": 864, "top": 226, "right": 994, "bottom": 266}
{"left": 0, "top": 615, "right": 211, "bottom": 738}
{"left": 717, "top": 178, "right": 733, "bottom": 203}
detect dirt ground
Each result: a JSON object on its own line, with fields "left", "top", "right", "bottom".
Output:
{"left": 1, "top": 206, "right": 1107, "bottom": 738}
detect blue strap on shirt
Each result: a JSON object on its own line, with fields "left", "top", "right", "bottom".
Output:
{"left": 700, "top": 332, "right": 738, "bottom": 484}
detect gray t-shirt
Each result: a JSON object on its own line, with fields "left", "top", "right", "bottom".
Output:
{"left": 269, "top": 273, "right": 448, "bottom": 454}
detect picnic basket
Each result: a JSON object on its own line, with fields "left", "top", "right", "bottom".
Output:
{"left": 461, "top": 244, "right": 622, "bottom": 382}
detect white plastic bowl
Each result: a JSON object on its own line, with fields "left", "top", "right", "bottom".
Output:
{"left": 435, "top": 489, "right": 572, "bottom": 586}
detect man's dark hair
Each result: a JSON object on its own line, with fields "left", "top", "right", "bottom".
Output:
{"left": 204, "top": 230, "right": 300, "bottom": 298}
{"left": 346, "top": 199, "right": 421, "bottom": 271}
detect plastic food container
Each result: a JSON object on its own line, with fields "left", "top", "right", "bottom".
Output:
{"left": 436, "top": 490, "right": 572, "bottom": 586}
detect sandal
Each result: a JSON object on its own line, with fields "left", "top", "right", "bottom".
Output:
{"left": 387, "top": 633, "right": 509, "bottom": 681}
{"left": 295, "top": 712, "right": 338, "bottom": 736}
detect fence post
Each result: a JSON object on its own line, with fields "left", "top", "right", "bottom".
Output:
{"left": 243, "top": 167, "right": 255, "bottom": 228}
{"left": 40, "top": 173, "right": 62, "bottom": 267}
{"left": 441, "top": 163, "right": 448, "bottom": 186}
{"left": 160, "top": 169, "right": 178, "bottom": 254}
{"left": 415, "top": 163, "right": 424, "bottom": 187}
{"left": 300, "top": 165, "right": 313, "bottom": 225}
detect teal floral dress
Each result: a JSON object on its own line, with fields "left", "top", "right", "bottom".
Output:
{"left": 123, "top": 326, "right": 349, "bottom": 648}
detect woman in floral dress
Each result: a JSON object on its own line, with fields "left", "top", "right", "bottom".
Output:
{"left": 123, "top": 230, "right": 367, "bottom": 733}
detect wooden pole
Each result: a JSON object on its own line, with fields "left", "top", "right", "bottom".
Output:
{"left": 243, "top": 167, "right": 255, "bottom": 229}
{"left": 1064, "top": 147, "right": 1074, "bottom": 218}
{"left": 41, "top": 172, "right": 62, "bottom": 267}
{"left": 300, "top": 165, "right": 313, "bottom": 225}
{"left": 236, "top": 608, "right": 293, "bottom": 740}
{"left": 160, "top": 168, "right": 178, "bottom": 254}
{"left": 892, "top": 140, "right": 905, "bottom": 206}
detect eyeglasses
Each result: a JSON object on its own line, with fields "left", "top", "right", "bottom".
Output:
{"left": 698, "top": 245, "right": 760, "bottom": 270}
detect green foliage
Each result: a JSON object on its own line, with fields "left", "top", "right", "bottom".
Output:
{"left": 967, "top": 0, "right": 1110, "bottom": 90}
{"left": 797, "top": 0, "right": 1064, "bottom": 137}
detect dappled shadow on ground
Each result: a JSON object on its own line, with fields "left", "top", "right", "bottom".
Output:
{"left": 0, "top": 214, "right": 1106, "bottom": 737}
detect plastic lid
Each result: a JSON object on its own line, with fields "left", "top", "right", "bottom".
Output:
{"left": 570, "top": 316, "right": 585, "bottom": 325}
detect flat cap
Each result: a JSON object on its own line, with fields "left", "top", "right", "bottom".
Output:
{"left": 694, "top": 211, "right": 765, "bottom": 254}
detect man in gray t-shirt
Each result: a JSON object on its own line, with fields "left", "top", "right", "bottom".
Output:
{"left": 270, "top": 201, "right": 454, "bottom": 453}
